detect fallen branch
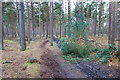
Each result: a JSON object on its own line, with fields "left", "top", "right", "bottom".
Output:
{"left": 2, "top": 61, "right": 13, "bottom": 64}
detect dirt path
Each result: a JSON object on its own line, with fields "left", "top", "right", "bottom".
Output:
{"left": 2, "top": 39, "right": 86, "bottom": 78}
{"left": 2, "top": 39, "right": 119, "bottom": 78}
{"left": 38, "top": 40, "right": 86, "bottom": 78}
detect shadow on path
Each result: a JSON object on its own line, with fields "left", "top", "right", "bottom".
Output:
{"left": 38, "top": 40, "right": 67, "bottom": 78}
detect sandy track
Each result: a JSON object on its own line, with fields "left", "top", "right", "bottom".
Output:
{"left": 2, "top": 39, "right": 86, "bottom": 78}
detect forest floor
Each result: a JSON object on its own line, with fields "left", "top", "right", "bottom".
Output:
{"left": 0, "top": 37, "right": 120, "bottom": 78}
{"left": 1, "top": 38, "right": 86, "bottom": 78}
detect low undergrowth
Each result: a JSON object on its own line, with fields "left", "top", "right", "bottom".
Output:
{"left": 60, "top": 38, "right": 91, "bottom": 58}
{"left": 59, "top": 13, "right": 119, "bottom": 65}
{"left": 95, "top": 43, "right": 119, "bottom": 64}
{"left": 62, "top": 54, "right": 82, "bottom": 64}
{"left": 61, "top": 41, "right": 119, "bottom": 64}
{"left": 59, "top": 13, "right": 91, "bottom": 58}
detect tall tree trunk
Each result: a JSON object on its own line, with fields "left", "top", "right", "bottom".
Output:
{"left": 81, "top": 1, "right": 83, "bottom": 22}
{"left": 19, "top": 2, "right": 26, "bottom": 51}
{"left": 46, "top": 2, "right": 49, "bottom": 39}
{"left": 50, "top": 0, "right": 53, "bottom": 46}
{"left": 39, "top": 1, "right": 42, "bottom": 42}
{"left": 57, "top": 9, "right": 59, "bottom": 37}
{"left": 62, "top": 0, "right": 65, "bottom": 37}
{"left": 75, "top": 0, "right": 79, "bottom": 20}
{"left": 31, "top": 2, "right": 34, "bottom": 41}
{"left": 16, "top": 2, "right": 20, "bottom": 43}
{"left": 68, "top": 0, "right": 71, "bottom": 37}
{"left": 102, "top": 8, "right": 104, "bottom": 36}
{"left": 115, "top": 0, "right": 117, "bottom": 38}
{"left": 60, "top": 0, "right": 61, "bottom": 39}
{"left": 64, "top": 0, "right": 66, "bottom": 37}
{"left": 6, "top": 25, "right": 9, "bottom": 37}
{"left": 106, "top": 0, "right": 109, "bottom": 36}
{"left": 117, "top": 0, "right": 120, "bottom": 59}
{"left": 75, "top": 0, "right": 77, "bottom": 20}
{"left": 87, "top": 4, "right": 89, "bottom": 34}
{"left": 11, "top": 25, "right": 14, "bottom": 37}
{"left": 42, "top": 11, "right": 45, "bottom": 37}
{"left": 118, "top": 22, "right": 120, "bottom": 59}
{"left": 26, "top": 2, "right": 30, "bottom": 44}
{"left": 98, "top": 1, "right": 102, "bottom": 37}
{"left": 111, "top": 0, "right": 116, "bottom": 44}
{"left": 68, "top": 0, "right": 71, "bottom": 23}
{"left": 91, "top": 4, "right": 94, "bottom": 36}
{"left": 0, "top": 2, "right": 4, "bottom": 50}
{"left": 11, "top": 6, "right": 15, "bottom": 38}
{"left": 55, "top": 20, "right": 57, "bottom": 37}
{"left": 34, "top": 27, "right": 36, "bottom": 37}
{"left": 108, "top": 0, "right": 112, "bottom": 44}
{"left": 94, "top": 2, "right": 97, "bottom": 36}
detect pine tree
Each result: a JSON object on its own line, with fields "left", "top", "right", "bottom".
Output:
{"left": 64, "top": 0, "right": 66, "bottom": 37}
{"left": 16, "top": 2, "right": 20, "bottom": 42}
{"left": 68, "top": 0, "right": 71, "bottom": 37}
{"left": 60, "top": 0, "right": 61, "bottom": 39}
{"left": 19, "top": 2, "right": 26, "bottom": 51}
{"left": 102, "top": 2, "right": 105, "bottom": 36}
{"left": 26, "top": 2, "right": 30, "bottom": 44}
{"left": 115, "top": 0, "right": 117, "bottom": 38}
{"left": 50, "top": 0, "right": 53, "bottom": 46}
{"left": 108, "top": 0, "right": 112, "bottom": 44}
{"left": 98, "top": 1, "right": 102, "bottom": 37}
{"left": 0, "top": 2, "right": 4, "bottom": 50}
{"left": 94, "top": 2, "right": 97, "bottom": 36}
{"left": 46, "top": 2, "right": 49, "bottom": 39}
{"left": 111, "top": 0, "right": 116, "bottom": 44}
{"left": 31, "top": 2, "right": 34, "bottom": 41}
{"left": 87, "top": 4, "right": 89, "bottom": 34}
{"left": 39, "top": 1, "right": 42, "bottom": 42}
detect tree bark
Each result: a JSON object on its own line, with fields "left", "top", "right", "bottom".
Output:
{"left": 26, "top": 2, "right": 30, "bottom": 44}
{"left": 81, "top": 2, "right": 83, "bottom": 22}
{"left": 0, "top": 2, "right": 4, "bottom": 50}
{"left": 68, "top": 0, "right": 71, "bottom": 37}
{"left": 102, "top": 9, "right": 104, "bottom": 36}
{"left": 31, "top": 2, "right": 35, "bottom": 41}
{"left": 42, "top": 10, "right": 45, "bottom": 37}
{"left": 46, "top": 2, "right": 49, "bottom": 39}
{"left": 50, "top": 0, "right": 53, "bottom": 46}
{"left": 75, "top": 0, "right": 78, "bottom": 20}
{"left": 60, "top": 0, "right": 61, "bottom": 39}
{"left": 39, "top": 1, "right": 42, "bottom": 42}
{"left": 87, "top": 4, "right": 89, "bottom": 34}
{"left": 16, "top": 2, "right": 20, "bottom": 43}
{"left": 115, "top": 0, "right": 117, "bottom": 38}
{"left": 98, "top": 1, "right": 102, "bottom": 37}
{"left": 64, "top": 0, "right": 66, "bottom": 37}
{"left": 68, "top": 0, "right": 71, "bottom": 23}
{"left": 76, "top": 0, "right": 79, "bottom": 20}
{"left": 108, "top": 0, "right": 112, "bottom": 44}
{"left": 55, "top": 20, "right": 57, "bottom": 37}
{"left": 19, "top": 2, "right": 26, "bottom": 51}
{"left": 94, "top": 2, "right": 97, "bottom": 37}
{"left": 111, "top": 0, "right": 116, "bottom": 44}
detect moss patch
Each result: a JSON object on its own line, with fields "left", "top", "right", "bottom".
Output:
{"left": 23, "top": 49, "right": 30, "bottom": 52}
{"left": 4, "top": 40, "right": 16, "bottom": 43}
{"left": 25, "top": 63, "right": 40, "bottom": 78}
